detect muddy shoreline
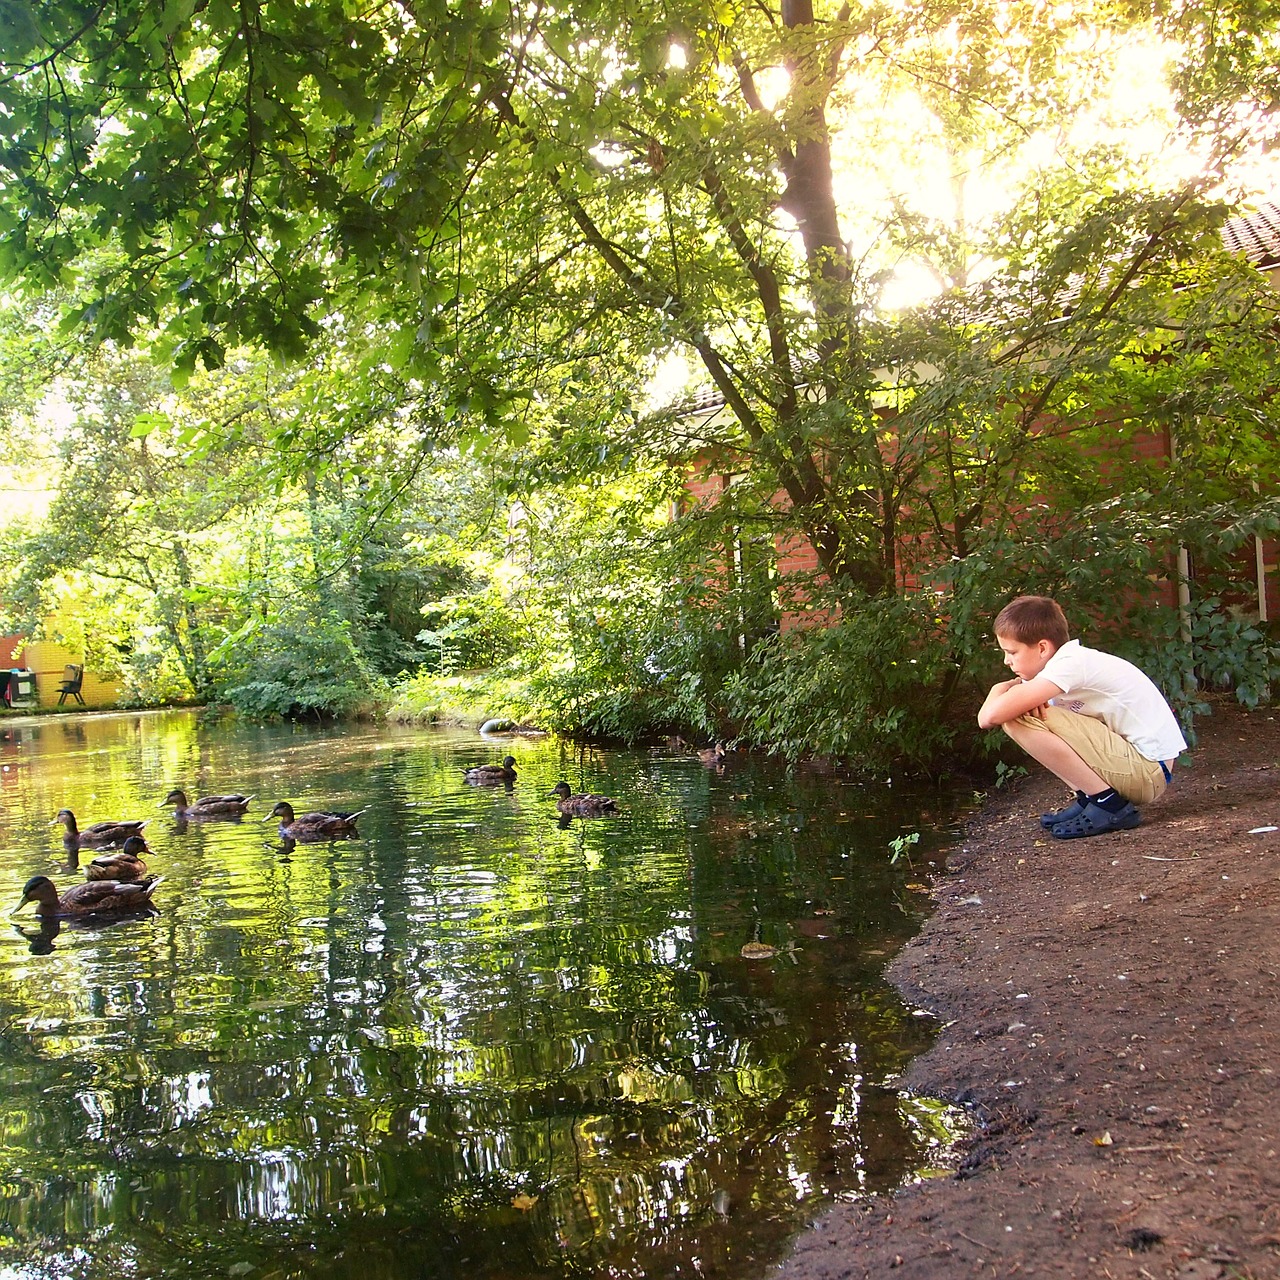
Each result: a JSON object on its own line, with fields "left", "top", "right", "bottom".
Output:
{"left": 773, "top": 700, "right": 1280, "bottom": 1280}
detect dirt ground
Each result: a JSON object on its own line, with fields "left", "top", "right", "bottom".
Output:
{"left": 774, "top": 698, "right": 1280, "bottom": 1280}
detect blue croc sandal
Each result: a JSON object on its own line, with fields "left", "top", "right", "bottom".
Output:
{"left": 1050, "top": 800, "right": 1141, "bottom": 839}
{"left": 1040, "top": 795, "right": 1087, "bottom": 830}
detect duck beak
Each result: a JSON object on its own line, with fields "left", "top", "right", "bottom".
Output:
{"left": 11, "top": 896, "right": 31, "bottom": 915}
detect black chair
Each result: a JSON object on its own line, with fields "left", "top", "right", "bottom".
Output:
{"left": 57, "top": 664, "right": 85, "bottom": 706}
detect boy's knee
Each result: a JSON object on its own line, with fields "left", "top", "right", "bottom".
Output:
{"left": 1004, "top": 713, "right": 1048, "bottom": 743}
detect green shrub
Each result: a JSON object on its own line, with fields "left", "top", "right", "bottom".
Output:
{"left": 416, "top": 588, "right": 524, "bottom": 674}
{"left": 1110, "top": 599, "right": 1279, "bottom": 736}
{"left": 936, "top": 495, "right": 1280, "bottom": 747}
{"left": 386, "top": 669, "right": 536, "bottom": 727}
{"left": 116, "top": 642, "right": 199, "bottom": 707}
{"left": 212, "top": 612, "right": 389, "bottom": 719}
{"left": 721, "top": 596, "right": 967, "bottom": 775}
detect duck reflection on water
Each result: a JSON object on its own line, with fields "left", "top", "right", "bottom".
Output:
{"left": 11, "top": 909, "right": 156, "bottom": 954}
{"left": 12, "top": 917, "right": 61, "bottom": 954}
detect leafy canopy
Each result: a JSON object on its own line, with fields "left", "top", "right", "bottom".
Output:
{"left": 4, "top": 0, "right": 1280, "bottom": 746}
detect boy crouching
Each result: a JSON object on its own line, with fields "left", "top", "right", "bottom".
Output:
{"left": 978, "top": 595, "right": 1187, "bottom": 839}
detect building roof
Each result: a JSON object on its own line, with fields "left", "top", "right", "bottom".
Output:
{"left": 1220, "top": 201, "right": 1280, "bottom": 269}
{"left": 674, "top": 384, "right": 732, "bottom": 418}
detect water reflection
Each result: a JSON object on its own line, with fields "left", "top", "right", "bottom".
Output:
{"left": 11, "top": 918, "right": 61, "bottom": 955}
{"left": 0, "top": 711, "right": 971, "bottom": 1280}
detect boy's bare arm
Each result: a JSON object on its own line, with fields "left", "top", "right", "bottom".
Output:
{"left": 978, "top": 675, "right": 1064, "bottom": 729}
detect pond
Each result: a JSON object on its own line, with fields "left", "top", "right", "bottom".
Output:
{"left": 0, "top": 711, "right": 973, "bottom": 1280}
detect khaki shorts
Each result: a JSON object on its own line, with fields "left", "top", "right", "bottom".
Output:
{"left": 1016, "top": 706, "right": 1169, "bottom": 804}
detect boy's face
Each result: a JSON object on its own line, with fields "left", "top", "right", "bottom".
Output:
{"left": 996, "top": 632, "right": 1057, "bottom": 681}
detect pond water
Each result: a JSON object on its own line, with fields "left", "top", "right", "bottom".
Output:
{"left": 0, "top": 711, "right": 972, "bottom": 1280}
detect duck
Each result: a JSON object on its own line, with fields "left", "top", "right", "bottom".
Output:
{"left": 698, "top": 742, "right": 728, "bottom": 764}
{"left": 13, "top": 873, "right": 164, "bottom": 918}
{"left": 84, "top": 835, "right": 151, "bottom": 883}
{"left": 549, "top": 781, "right": 618, "bottom": 817}
{"left": 54, "top": 808, "right": 149, "bottom": 849}
{"left": 160, "top": 788, "right": 253, "bottom": 818}
{"left": 464, "top": 756, "right": 517, "bottom": 784}
{"left": 264, "top": 801, "right": 365, "bottom": 842}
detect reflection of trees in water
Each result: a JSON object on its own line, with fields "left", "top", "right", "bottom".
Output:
{"left": 0, "top": 712, "right": 965, "bottom": 1278}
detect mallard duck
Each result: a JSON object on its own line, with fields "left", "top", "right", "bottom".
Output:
{"left": 55, "top": 808, "right": 149, "bottom": 849}
{"left": 13, "top": 873, "right": 163, "bottom": 918}
{"left": 698, "top": 742, "right": 728, "bottom": 764}
{"left": 549, "top": 781, "right": 618, "bottom": 817}
{"left": 84, "top": 835, "right": 151, "bottom": 883}
{"left": 160, "top": 788, "right": 253, "bottom": 818}
{"left": 464, "top": 756, "right": 517, "bottom": 783}
{"left": 264, "top": 801, "right": 365, "bottom": 842}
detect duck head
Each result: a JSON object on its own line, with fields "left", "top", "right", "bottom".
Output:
{"left": 14, "top": 876, "right": 58, "bottom": 914}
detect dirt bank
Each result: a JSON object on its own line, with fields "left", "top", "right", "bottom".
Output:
{"left": 775, "top": 699, "right": 1280, "bottom": 1280}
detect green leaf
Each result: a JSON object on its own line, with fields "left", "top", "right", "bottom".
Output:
{"left": 130, "top": 412, "right": 170, "bottom": 439}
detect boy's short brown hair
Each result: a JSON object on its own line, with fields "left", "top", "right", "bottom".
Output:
{"left": 994, "top": 595, "right": 1071, "bottom": 648}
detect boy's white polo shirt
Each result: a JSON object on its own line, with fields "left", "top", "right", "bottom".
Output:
{"left": 1042, "top": 639, "right": 1188, "bottom": 764}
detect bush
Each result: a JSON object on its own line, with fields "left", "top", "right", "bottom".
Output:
{"left": 523, "top": 663, "right": 668, "bottom": 741}
{"left": 385, "top": 668, "right": 536, "bottom": 727}
{"left": 516, "top": 596, "right": 748, "bottom": 742}
{"left": 937, "top": 497, "right": 1280, "bottom": 746}
{"left": 116, "top": 641, "right": 200, "bottom": 707}
{"left": 1110, "top": 599, "right": 1279, "bottom": 738}
{"left": 416, "top": 589, "right": 524, "bottom": 674}
{"left": 720, "top": 596, "right": 968, "bottom": 776}
{"left": 212, "top": 612, "right": 389, "bottom": 719}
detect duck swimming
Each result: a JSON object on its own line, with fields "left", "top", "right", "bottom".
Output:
{"left": 265, "top": 801, "right": 365, "bottom": 842}
{"left": 161, "top": 788, "right": 253, "bottom": 818}
{"left": 14, "top": 873, "right": 164, "bottom": 918}
{"left": 464, "top": 756, "right": 517, "bottom": 784}
{"left": 84, "top": 835, "right": 152, "bottom": 883}
{"left": 697, "top": 743, "right": 728, "bottom": 764}
{"left": 549, "top": 781, "right": 618, "bottom": 817}
{"left": 55, "top": 808, "right": 149, "bottom": 849}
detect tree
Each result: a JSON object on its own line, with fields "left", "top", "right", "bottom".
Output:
{"left": 6, "top": 0, "right": 1279, "bottom": 602}
{"left": 0, "top": 314, "right": 499, "bottom": 708}
{"left": 0, "top": 336, "right": 276, "bottom": 697}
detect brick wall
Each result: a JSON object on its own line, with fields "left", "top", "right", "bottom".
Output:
{"left": 683, "top": 428, "right": 1275, "bottom": 631}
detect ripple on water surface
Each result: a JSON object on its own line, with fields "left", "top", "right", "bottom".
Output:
{"left": 0, "top": 711, "right": 971, "bottom": 1280}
